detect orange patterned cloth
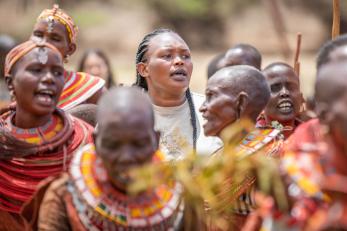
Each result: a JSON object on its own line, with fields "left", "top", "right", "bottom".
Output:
{"left": 4, "top": 40, "right": 61, "bottom": 77}
{"left": 253, "top": 119, "right": 344, "bottom": 231}
{"left": 37, "top": 4, "right": 78, "bottom": 44}
{"left": 58, "top": 71, "right": 105, "bottom": 110}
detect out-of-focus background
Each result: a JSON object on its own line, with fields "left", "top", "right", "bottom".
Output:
{"left": 1, "top": 0, "right": 346, "bottom": 97}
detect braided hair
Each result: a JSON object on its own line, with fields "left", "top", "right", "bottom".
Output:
{"left": 134, "top": 28, "right": 198, "bottom": 150}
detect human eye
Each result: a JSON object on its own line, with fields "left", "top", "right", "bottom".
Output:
{"left": 181, "top": 53, "right": 191, "bottom": 60}
{"left": 103, "top": 140, "right": 121, "bottom": 150}
{"left": 52, "top": 67, "right": 64, "bottom": 78}
{"left": 33, "top": 31, "right": 44, "bottom": 38}
{"left": 28, "top": 65, "right": 43, "bottom": 74}
{"left": 270, "top": 83, "right": 282, "bottom": 93}
{"left": 161, "top": 53, "right": 172, "bottom": 59}
{"left": 51, "top": 35, "right": 61, "bottom": 42}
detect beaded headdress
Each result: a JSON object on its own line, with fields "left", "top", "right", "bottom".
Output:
{"left": 37, "top": 4, "right": 78, "bottom": 44}
{"left": 4, "top": 40, "right": 61, "bottom": 77}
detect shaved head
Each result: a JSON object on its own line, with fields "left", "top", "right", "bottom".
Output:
{"left": 201, "top": 65, "right": 270, "bottom": 136}
{"left": 97, "top": 86, "right": 154, "bottom": 128}
{"left": 217, "top": 44, "right": 262, "bottom": 71}
{"left": 316, "top": 61, "right": 347, "bottom": 105}
{"left": 212, "top": 65, "right": 270, "bottom": 120}
{"left": 95, "top": 86, "right": 159, "bottom": 191}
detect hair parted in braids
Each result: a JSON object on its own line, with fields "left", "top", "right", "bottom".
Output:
{"left": 134, "top": 28, "right": 198, "bottom": 150}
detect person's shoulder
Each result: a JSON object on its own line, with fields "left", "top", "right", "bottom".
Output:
{"left": 285, "top": 118, "right": 321, "bottom": 152}
{"left": 46, "top": 173, "right": 70, "bottom": 195}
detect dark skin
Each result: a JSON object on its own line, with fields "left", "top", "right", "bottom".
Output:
{"left": 31, "top": 19, "right": 105, "bottom": 105}
{"left": 217, "top": 48, "right": 260, "bottom": 70}
{"left": 263, "top": 64, "right": 303, "bottom": 132}
{"left": 5, "top": 47, "right": 64, "bottom": 128}
{"left": 328, "top": 45, "right": 347, "bottom": 64}
{"left": 94, "top": 87, "right": 159, "bottom": 193}
{"left": 200, "top": 66, "right": 269, "bottom": 137}
{"left": 199, "top": 74, "right": 245, "bottom": 137}
{"left": 316, "top": 62, "right": 347, "bottom": 169}
{"left": 137, "top": 32, "right": 193, "bottom": 107}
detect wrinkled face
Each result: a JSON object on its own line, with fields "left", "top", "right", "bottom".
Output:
{"left": 83, "top": 53, "right": 109, "bottom": 81}
{"left": 31, "top": 20, "right": 74, "bottom": 57}
{"left": 200, "top": 77, "right": 238, "bottom": 137}
{"left": 141, "top": 32, "right": 193, "bottom": 95}
{"left": 264, "top": 66, "right": 303, "bottom": 123}
{"left": 94, "top": 112, "right": 158, "bottom": 191}
{"left": 9, "top": 47, "right": 64, "bottom": 117}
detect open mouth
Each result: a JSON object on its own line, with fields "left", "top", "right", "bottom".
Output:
{"left": 170, "top": 69, "right": 187, "bottom": 80}
{"left": 35, "top": 89, "right": 56, "bottom": 106}
{"left": 277, "top": 100, "right": 293, "bottom": 114}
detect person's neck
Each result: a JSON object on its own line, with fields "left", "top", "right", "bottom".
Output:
{"left": 148, "top": 89, "right": 186, "bottom": 107}
{"left": 265, "top": 115, "right": 295, "bottom": 138}
{"left": 14, "top": 107, "right": 52, "bottom": 129}
{"left": 329, "top": 136, "right": 347, "bottom": 176}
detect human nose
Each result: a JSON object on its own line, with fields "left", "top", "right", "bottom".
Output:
{"left": 279, "top": 86, "right": 289, "bottom": 97}
{"left": 116, "top": 146, "right": 136, "bottom": 165}
{"left": 173, "top": 55, "right": 184, "bottom": 65}
{"left": 41, "top": 71, "right": 55, "bottom": 84}
{"left": 199, "top": 101, "right": 207, "bottom": 113}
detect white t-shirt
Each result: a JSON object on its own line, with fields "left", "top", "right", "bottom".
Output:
{"left": 153, "top": 92, "right": 223, "bottom": 160}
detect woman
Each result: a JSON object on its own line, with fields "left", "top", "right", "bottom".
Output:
{"left": 77, "top": 48, "right": 116, "bottom": 88}
{"left": 30, "top": 4, "right": 105, "bottom": 111}
{"left": 135, "top": 28, "right": 222, "bottom": 160}
{"left": 35, "top": 87, "right": 184, "bottom": 231}
{"left": 0, "top": 40, "right": 93, "bottom": 230}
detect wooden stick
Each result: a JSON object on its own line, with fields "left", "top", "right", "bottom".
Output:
{"left": 294, "top": 33, "right": 302, "bottom": 76}
{"left": 332, "top": 0, "right": 340, "bottom": 39}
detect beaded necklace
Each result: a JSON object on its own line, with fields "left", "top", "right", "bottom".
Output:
{"left": 69, "top": 144, "right": 184, "bottom": 230}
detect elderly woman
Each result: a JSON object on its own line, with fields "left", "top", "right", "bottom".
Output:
{"left": 34, "top": 87, "right": 184, "bottom": 231}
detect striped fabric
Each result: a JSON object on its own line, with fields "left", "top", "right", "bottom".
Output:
{"left": 58, "top": 71, "right": 105, "bottom": 111}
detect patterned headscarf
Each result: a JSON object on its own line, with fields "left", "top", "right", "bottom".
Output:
{"left": 37, "top": 4, "right": 78, "bottom": 44}
{"left": 4, "top": 40, "right": 61, "bottom": 77}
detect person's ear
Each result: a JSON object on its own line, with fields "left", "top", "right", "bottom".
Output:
{"left": 67, "top": 42, "right": 76, "bottom": 56}
{"left": 136, "top": 62, "right": 149, "bottom": 78}
{"left": 236, "top": 91, "right": 249, "bottom": 118}
{"left": 315, "top": 102, "right": 332, "bottom": 125}
{"left": 5, "top": 76, "right": 15, "bottom": 99}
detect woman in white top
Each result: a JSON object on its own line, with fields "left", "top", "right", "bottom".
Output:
{"left": 135, "top": 28, "right": 222, "bottom": 160}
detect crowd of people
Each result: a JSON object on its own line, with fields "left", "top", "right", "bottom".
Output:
{"left": 0, "top": 4, "right": 347, "bottom": 231}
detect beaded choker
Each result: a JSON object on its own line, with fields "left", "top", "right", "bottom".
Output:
{"left": 69, "top": 144, "right": 184, "bottom": 230}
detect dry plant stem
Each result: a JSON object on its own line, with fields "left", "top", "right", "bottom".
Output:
{"left": 332, "top": 0, "right": 340, "bottom": 39}
{"left": 294, "top": 33, "right": 302, "bottom": 76}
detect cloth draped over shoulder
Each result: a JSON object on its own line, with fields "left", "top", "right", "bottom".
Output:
{"left": 0, "top": 108, "right": 93, "bottom": 231}
{"left": 254, "top": 119, "right": 344, "bottom": 231}
{"left": 207, "top": 126, "right": 283, "bottom": 230}
{"left": 58, "top": 70, "right": 105, "bottom": 111}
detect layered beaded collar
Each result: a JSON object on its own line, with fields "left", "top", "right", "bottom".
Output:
{"left": 69, "top": 144, "right": 184, "bottom": 230}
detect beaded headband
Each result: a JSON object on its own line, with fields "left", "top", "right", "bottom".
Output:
{"left": 4, "top": 40, "right": 62, "bottom": 77}
{"left": 37, "top": 4, "right": 78, "bottom": 44}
